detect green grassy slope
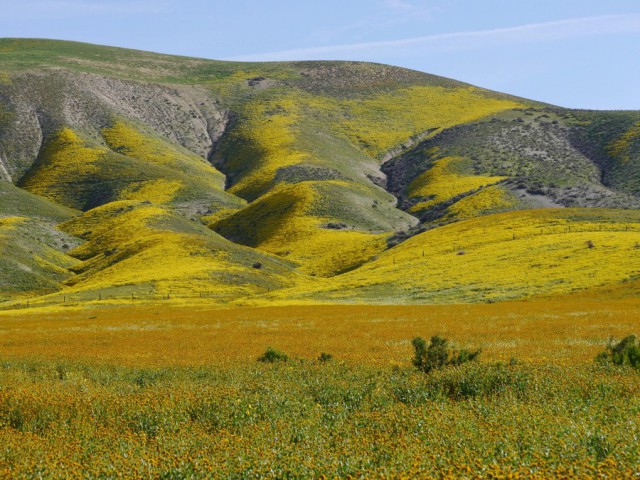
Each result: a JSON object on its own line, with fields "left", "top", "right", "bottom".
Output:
{"left": 207, "top": 80, "right": 525, "bottom": 270}
{"left": 0, "top": 180, "right": 80, "bottom": 301}
{"left": 0, "top": 38, "right": 301, "bottom": 84}
{"left": 0, "top": 179, "right": 77, "bottom": 221}
{"left": 0, "top": 216, "right": 78, "bottom": 301}
{"left": 569, "top": 110, "right": 640, "bottom": 195}
{"left": 211, "top": 181, "right": 394, "bottom": 277}
{"left": 0, "top": 39, "right": 527, "bottom": 283}
{"left": 19, "top": 125, "right": 244, "bottom": 214}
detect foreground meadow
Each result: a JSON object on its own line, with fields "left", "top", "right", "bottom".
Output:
{"left": 1, "top": 299, "right": 640, "bottom": 478}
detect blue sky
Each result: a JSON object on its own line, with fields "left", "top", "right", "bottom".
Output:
{"left": 2, "top": 0, "right": 639, "bottom": 109}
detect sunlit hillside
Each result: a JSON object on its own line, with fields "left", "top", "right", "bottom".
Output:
{"left": 52, "top": 200, "right": 307, "bottom": 303}
{"left": 265, "top": 209, "right": 640, "bottom": 304}
{"left": 0, "top": 39, "right": 639, "bottom": 307}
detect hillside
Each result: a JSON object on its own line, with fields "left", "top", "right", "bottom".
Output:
{"left": 1, "top": 38, "right": 639, "bottom": 308}
{"left": 264, "top": 209, "right": 640, "bottom": 304}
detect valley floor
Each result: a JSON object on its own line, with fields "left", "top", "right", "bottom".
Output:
{"left": 1, "top": 298, "right": 640, "bottom": 366}
{"left": 0, "top": 299, "right": 640, "bottom": 477}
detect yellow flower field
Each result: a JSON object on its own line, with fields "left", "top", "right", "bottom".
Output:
{"left": 271, "top": 208, "right": 640, "bottom": 304}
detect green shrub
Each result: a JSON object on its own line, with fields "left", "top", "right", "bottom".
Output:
{"left": 596, "top": 335, "right": 640, "bottom": 369}
{"left": 318, "top": 352, "right": 333, "bottom": 363}
{"left": 411, "top": 335, "right": 481, "bottom": 373}
{"left": 257, "top": 347, "right": 288, "bottom": 363}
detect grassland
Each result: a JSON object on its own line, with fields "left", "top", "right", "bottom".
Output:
{"left": 0, "top": 180, "right": 77, "bottom": 222}
{"left": 44, "top": 199, "right": 307, "bottom": 303}
{"left": 0, "top": 179, "right": 81, "bottom": 302}
{"left": 0, "top": 39, "right": 530, "bottom": 297}
{"left": 406, "top": 155, "right": 509, "bottom": 214}
{"left": 1, "top": 300, "right": 640, "bottom": 477}
{"left": 0, "top": 217, "right": 77, "bottom": 302}
{"left": 212, "top": 182, "right": 390, "bottom": 277}
{"left": 384, "top": 108, "right": 640, "bottom": 226}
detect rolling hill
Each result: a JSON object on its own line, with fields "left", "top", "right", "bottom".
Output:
{"left": 1, "top": 38, "right": 639, "bottom": 308}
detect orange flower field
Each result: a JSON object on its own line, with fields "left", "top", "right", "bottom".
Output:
{"left": 0, "top": 299, "right": 639, "bottom": 478}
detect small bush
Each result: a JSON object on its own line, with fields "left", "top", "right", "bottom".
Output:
{"left": 596, "top": 335, "right": 640, "bottom": 369}
{"left": 318, "top": 352, "right": 333, "bottom": 363}
{"left": 411, "top": 336, "right": 481, "bottom": 374}
{"left": 257, "top": 347, "right": 288, "bottom": 363}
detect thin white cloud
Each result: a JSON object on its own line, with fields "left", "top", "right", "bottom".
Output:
{"left": 307, "top": 0, "right": 434, "bottom": 44}
{"left": 228, "top": 14, "right": 640, "bottom": 62}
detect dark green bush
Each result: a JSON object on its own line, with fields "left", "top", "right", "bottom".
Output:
{"left": 411, "top": 335, "right": 481, "bottom": 373}
{"left": 596, "top": 335, "right": 640, "bottom": 369}
{"left": 318, "top": 352, "right": 333, "bottom": 363}
{"left": 257, "top": 347, "right": 288, "bottom": 363}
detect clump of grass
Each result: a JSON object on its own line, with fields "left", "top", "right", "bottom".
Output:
{"left": 258, "top": 347, "right": 288, "bottom": 363}
{"left": 596, "top": 335, "right": 640, "bottom": 369}
{"left": 411, "top": 335, "right": 481, "bottom": 374}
